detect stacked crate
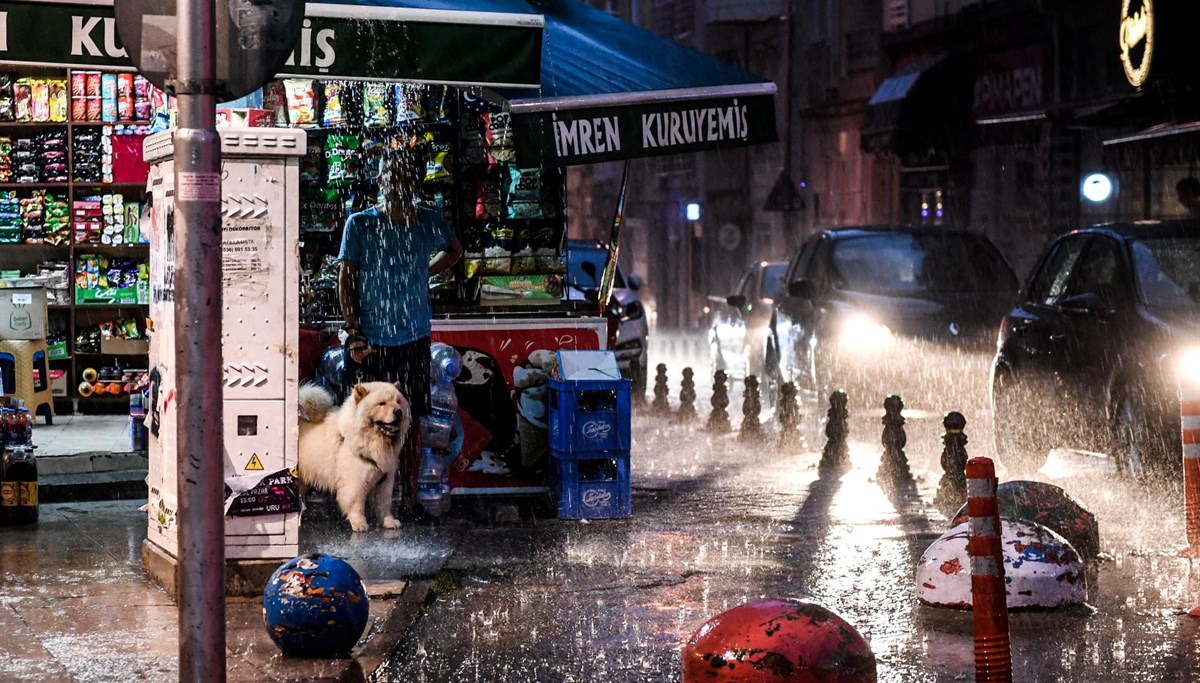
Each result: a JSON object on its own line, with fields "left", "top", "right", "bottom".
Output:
{"left": 547, "top": 372, "right": 632, "bottom": 520}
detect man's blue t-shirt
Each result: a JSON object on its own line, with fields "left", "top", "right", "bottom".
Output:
{"left": 338, "top": 205, "right": 453, "bottom": 346}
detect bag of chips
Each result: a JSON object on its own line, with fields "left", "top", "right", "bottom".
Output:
{"left": 505, "top": 166, "right": 544, "bottom": 220}
{"left": 363, "top": 82, "right": 389, "bottom": 127}
{"left": 262, "top": 80, "right": 289, "bottom": 126}
{"left": 321, "top": 81, "right": 346, "bottom": 127}
{"left": 325, "top": 134, "right": 360, "bottom": 187}
{"left": 484, "top": 112, "right": 515, "bottom": 164}
{"left": 284, "top": 78, "right": 316, "bottom": 126}
{"left": 394, "top": 83, "right": 424, "bottom": 123}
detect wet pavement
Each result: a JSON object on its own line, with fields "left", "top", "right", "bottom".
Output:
{"left": 367, "top": 335, "right": 1200, "bottom": 682}
{"left": 0, "top": 500, "right": 425, "bottom": 682}
{"left": 5, "top": 335, "right": 1200, "bottom": 681}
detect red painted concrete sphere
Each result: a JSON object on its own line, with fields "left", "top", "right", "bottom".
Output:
{"left": 682, "top": 598, "right": 877, "bottom": 682}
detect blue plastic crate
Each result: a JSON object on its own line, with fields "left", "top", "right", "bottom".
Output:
{"left": 547, "top": 452, "right": 631, "bottom": 520}
{"left": 548, "top": 377, "right": 631, "bottom": 455}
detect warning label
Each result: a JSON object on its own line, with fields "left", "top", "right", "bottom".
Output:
{"left": 245, "top": 453, "right": 264, "bottom": 471}
{"left": 177, "top": 172, "right": 222, "bottom": 202}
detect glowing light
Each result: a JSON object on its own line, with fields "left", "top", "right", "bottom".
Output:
{"left": 1177, "top": 347, "right": 1200, "bottom": 386}
{"left": 837, "top": 314, "right": 894, "bottom": 354}
{"left": 1082, "top": 173, "right": 1114, "bottom": 203}
{"left": 686, "top": 203, "right": 701, "bottom": 221}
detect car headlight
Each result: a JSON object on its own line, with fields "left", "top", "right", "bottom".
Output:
{"left": 621, "top": 301, "right": 645, "bottom": 321}
{"left": 1176, "top": 347, "right": 1200, "bottom": 387}
{"left": 837, "top": 314, "right": 894, "bottom": 353}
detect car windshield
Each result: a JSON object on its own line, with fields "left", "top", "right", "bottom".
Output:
{"left": 1130, "top": 237, "right": 1200, "bottom": 311}
{"left": 829, "top": 233, "right": 1016, "bottom": 295}
{"left": 761, "top": 264, "right": 787, "bottom": 298}
{"left": 566, "top": 245, "right": 625, "bottom": 291}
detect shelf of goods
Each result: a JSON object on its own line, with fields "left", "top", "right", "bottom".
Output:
{"left": 0, "top": 68, "right": 165, "bottom": 414}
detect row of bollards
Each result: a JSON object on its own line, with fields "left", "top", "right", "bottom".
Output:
{"left": 645, "top": 363, "right": 980, "bottom": 513}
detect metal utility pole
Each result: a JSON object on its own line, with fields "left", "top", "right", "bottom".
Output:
{"left": 175, "top": 0, "right": 226, "bottom": 677}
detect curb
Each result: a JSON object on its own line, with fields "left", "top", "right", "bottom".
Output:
{"left": 38, "top": 468, "right": 148, "bottom": 503}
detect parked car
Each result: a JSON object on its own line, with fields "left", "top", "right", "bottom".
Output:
{"left": 990, "top": 221, "right": 1200, "bottom": 477}
{"left": 708, "top": 260, "right": 787, "bottom": 380}
{"left": 564, "top": 239, "right": 649, "bottom": 394}
{"left": 766, "top": 226, "right": 1019, "bottom": 412}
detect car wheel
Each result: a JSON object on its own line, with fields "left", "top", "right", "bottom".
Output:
{"left": 991, "top": 370, "right": 1046, "bottom": 477}
{"left": 761, "top": 343, "right": 782, "bottom": 410}
{"left": 1110, "top": 389, "right": 1176, "bottom": 478}
{"left": 631, "top": 359, "right": 648, "bottom": 399}
{"left": 708, "top": 339, "right": 725, "bottom": 379}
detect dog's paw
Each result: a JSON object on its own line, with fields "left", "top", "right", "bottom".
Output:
{"left": 349, "top": 517, "right": 370, "bottom": 532}
{"left": 382, "top": 516, "right": 401, "bottom": 529}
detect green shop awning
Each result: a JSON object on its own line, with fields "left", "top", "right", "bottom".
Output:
{"left": 504, "top": 0, "right": 777, "bottom": 167}
{"left": 0, "top": 0, "right": 544, "bottom": 88}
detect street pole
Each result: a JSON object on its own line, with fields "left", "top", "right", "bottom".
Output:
{"left": 175, "top": 0, "right": 226, "bottom": 678}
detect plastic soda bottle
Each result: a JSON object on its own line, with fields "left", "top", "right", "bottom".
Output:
{"left": 417, "top": 447, "right": 448, "bottom": 517}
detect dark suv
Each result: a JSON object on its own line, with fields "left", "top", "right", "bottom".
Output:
{"left": 766, "top": 226, "right": 1018, "bottom": 413}
{"left": 991, "top": 221, "right": 1200, "bottom": 477}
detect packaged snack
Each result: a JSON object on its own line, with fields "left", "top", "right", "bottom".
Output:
{"left": 425, "top": 85, "right": 450, "bottom": 121}
{"left": 101, "top": 73, "right": 117, "bottom": 101}
{"left": 283, "top": 78, "right": 316, "bottom": 126}
{"left": 71, "top": 96, "right": 87, "bottom": 122}
{"left": 47, "top": 80, "right": 67, "bottom": 122}
{"left": 86, "top": 96, "right": 102, "bottom": 121}
{"left": 325, "top": 134, "right": 360, "bottom": 187}
{"left": 475, "top": 175, "right": 502, "bottom": 220}
{"left": 321, "top": 80, "right": 345, "bottom": 127}
{"left": 261, "top": 80, "right": 288, "bottom": 126}
{"left": 117, "top": 73, "right": 134, "bottom": 99}
{"left": 393, "top": 83, "right": 424, "bottom": 122}
{"left": 71, "top": 72, "right": 87, "bottom": 97}
{"left": 506, "top": 166, "right": 543, "bottom": 220}
{"left": 460, "top": 113, "right": 487, "bottom": 166}
{"left": 363, "top": 82, "right": 389, "bottom": 127}
{"left": 484, "top": 112, "right": 515, "bottom": 164}
{"left": 14, "top": 79, "right": 32, "bottom": 122}
{"left": 86, "top": 72, "right": 102, "bottom": 97}
{"left": 460, "top": 90, "right": 492, "bottom": 113}
{"left": 102, "top": 97, "right": 118, "bottom": 122}
{"left": 117, "top": 96, "right": 133, "bottom": 121}
{"left": 133, "top": 74, "right": 149, "bottom": 99}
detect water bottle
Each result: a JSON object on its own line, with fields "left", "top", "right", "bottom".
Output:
{"left": 430, "top": 343, "right": 463, "bottom": 381}
{"left": 421, "top": 376, "right": 458, "bottom": 450}
{"left": 417, "top": 447, "right": 448, "bottom": 517}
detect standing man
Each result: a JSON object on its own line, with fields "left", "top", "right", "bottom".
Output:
{"left": 338, "top": 147, "right": 464, "bottom": 515}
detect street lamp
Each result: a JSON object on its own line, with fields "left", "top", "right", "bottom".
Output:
{"left": 686, "top": 202, "right": 701, "bottom": 221}
{"left": 1081, "top": 173, "right": 1115, "bottom": 203}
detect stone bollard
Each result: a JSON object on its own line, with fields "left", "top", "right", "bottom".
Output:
{"left": 651, "top": 363, "right": 671, "bottom": 417}
{"left": 933, "top": 412, "right": 969, "bottom": 517}
{"left": 674, "top": 367, "right": 698, "bottom": 423}
{"left": 818, "top": 390, "right": 850, "bottom": 475}
{"left": 738, "top": 375, "right": 764, "bottom": 442}
{"left": 776, "top": 381, "right": 802, "bottom": 447}
{"left": 876, "top": 395, "right": 914, "bottom": 485}
{"left": 707, "top": 370, "right": 732, "bottom": 433}
{"left": 682, "top": 598, "right": 877, "bottom": 682}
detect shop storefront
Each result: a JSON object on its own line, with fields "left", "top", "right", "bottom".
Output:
{"left": 1, "top": 0, "right": 776, "bottom": 499}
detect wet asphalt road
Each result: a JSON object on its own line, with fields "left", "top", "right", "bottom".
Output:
{"left": 361, "top": 335, "right": 1200, "bottom": 683}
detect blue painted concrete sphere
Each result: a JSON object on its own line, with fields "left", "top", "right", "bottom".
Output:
{"left": 263, "top": 553, "right": 370, "bottom": 658}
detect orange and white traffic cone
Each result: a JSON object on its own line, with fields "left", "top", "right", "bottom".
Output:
{"left": 966, "top": 457, "right": 1013, "bottom": 683}
{"left": 1179, "top": 379, "right": 1200, "bottom": 616}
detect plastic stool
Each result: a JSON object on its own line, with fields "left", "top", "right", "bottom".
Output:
{"left": 0, "top": 339, "right": 54, "bottom": 425}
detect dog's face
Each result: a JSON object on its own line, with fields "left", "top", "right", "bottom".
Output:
{"left": 352, "top": 381, "right": 411, "bottom": 439}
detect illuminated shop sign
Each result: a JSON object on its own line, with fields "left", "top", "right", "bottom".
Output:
{"left": 1119, "top": 0, "right": 1154, "bottom": 88}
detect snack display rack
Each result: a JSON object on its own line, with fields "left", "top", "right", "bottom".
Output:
{"left": 0, "top": 66, "right": 160, "bottom": 415}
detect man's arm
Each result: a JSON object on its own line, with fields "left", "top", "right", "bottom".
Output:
{"left": 338, "top": 260, "right": 361, "bottom": 329}
{"left": 429, "top": 237, "right": 464, "bottom": 277}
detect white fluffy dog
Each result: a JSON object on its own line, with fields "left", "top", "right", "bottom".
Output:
{"left": 298, "top": 382, "right": 411, "bottom": 532}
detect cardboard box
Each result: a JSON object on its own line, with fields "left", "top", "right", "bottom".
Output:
{"left": 50, "top": 369, "right": 67, "bottom": 397}
{"left": 101, "top": 337, "right": 149, "bottom": 355}
{"left": 0, "top": 285, "right": 47, "bottom": 340}
{"left": 216, "top": 108, "right": 275, "bottom": 128}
